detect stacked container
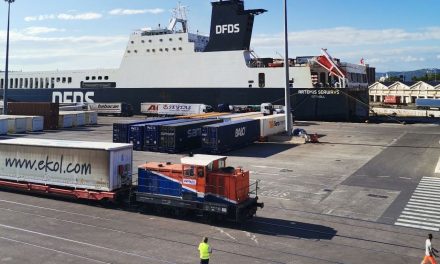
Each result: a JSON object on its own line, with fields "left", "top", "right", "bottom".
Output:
{"left": 253, "top": 114, "right": 288, "bottom": 140}
{"left": 217, "top": 112, "right": 263, "bottom": 122}
{"left": 58, "top": 113, "right": 75, "bottom": 128}
{"left": 13, "top": 115, "right": 44, "bottom": 132}
{"left": 159, "top": 119, "right": 222, "bottom": 153}
{"left": 113, "top": 118, "right": 176, "bottom": 143}
{"left": 7, "top": 102, "right": 59, "bottom": 130}
{"left": 84, "top": 111, "right": 98, "bottom": 125}
{"left": 0, "top": 115, "right": 27, "bottom": 133}
{"left": 0, "top": 119, "right": 8, "bottom": 135}
{"left": 143, "top": 119, "right": 198, "bottom": 151}
{"left": 202, "top": 119, "right": 260, "bottom": 154}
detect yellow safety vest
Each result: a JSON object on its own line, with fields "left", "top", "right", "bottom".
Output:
{"left": 198, "top": 242, "right": 210, "bottom": 260}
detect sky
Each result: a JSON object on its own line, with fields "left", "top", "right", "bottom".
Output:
{"left": 0, "top": 0, "right": 439, "bottom": 73}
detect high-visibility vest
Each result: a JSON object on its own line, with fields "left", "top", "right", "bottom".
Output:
{"left": 198, "top": 242, "right": 210, "bottom": 259}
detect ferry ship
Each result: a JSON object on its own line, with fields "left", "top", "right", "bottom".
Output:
{"left": 0, "top": 0, "right": 373, "bottom": 121}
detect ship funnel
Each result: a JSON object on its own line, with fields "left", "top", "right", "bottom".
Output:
{"left": 204, "top": 0, "right": 266, "bottom": 52}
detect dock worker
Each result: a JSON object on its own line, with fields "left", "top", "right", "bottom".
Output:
{"left": 198, "top": 237, "right": 212, "bottom": 264}
{"left": 422, "top": 234, "right": 439, "bottom": 264}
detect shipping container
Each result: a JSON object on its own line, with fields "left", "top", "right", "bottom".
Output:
{"left": 177, "top": 112, "right": 227, "bottom": 119}
{"left": 217, "top": 112, "right": 263, "bottom": 122}
{"left": 113, "top": 117, "right": 176, "bottom": 143}
{"left": 143, "top": 119, "right": 200, "bottom": 151}
{"left": 253, "top": 114, "right": 288, "bottom": 139}
{"left": 60, "top": 111, "right": 86, "bottom": 127}
{"left": 58, "top": 113, "right": 74, "bottom": 128}
{"left": 0, "top": 138, "right": 132, "bottom": 192}
{"left": 129, "top": 124, "right": 146, "bottom": 151}
{"left": 7, "top": 102, "right": 59, "bottom": 130}
{"left": 84, "top": 111, "right": 98, "bottom": 125}
{"left": 202, "top": 119, "right": 260, "bottom": 154}
{"left": 0, "top": 119, "right": 7, "bottom": 135}
{"left": 383, "top": 96, "right": 401, "bottom": 105}
{"left": 11, "top": 115, "right": 44, "bottom": 132}
{"left": 159, "top": 119, "right": 223, "bottom": 153}
{"left": 0, "top": 115, "right": 27, "bottom": 133}
{"left": 88, "top": 102, "right": 133, "bottom": 117}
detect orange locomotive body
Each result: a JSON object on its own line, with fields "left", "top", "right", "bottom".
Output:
{"left": 136, "top": 154, "right": 263, "bottom": 222}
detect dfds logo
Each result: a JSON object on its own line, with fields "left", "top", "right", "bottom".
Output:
{"left": 52, "top": 91, "right": 95, "bottom": 103}
{"left": 235, "top": 127, "right": 246, "bottom": 138}
{"left": 216, "top": 24, "right": 240, "bottom": 34}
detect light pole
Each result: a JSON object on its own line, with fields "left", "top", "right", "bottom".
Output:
{"left": 3, "top": 0, "right": 14, "bottom": 115}
{"left": 283, "top": 0, "right": 292, "bottom": 135}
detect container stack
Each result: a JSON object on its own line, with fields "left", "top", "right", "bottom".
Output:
{"left": 159, "top": 119, "right": 222, "bottom": 153}
{"left": 112, "top": 117, "right": 176, "bottom": 143}
{"left": 0, "top": 115, "right": 28, "bottom": 133}
{"left": 201, "top": 119, "right": 260, "bottom": 154}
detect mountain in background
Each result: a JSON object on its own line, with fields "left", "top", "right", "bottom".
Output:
{"left": 376, "top": 68, "right": 439, "bottom": 82}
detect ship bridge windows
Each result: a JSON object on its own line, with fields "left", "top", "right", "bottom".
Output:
{"left": 98, "top": 76, "right": 102, "bottom": 80}
{"left": 29, "top": 78, "right": 33, "bottom": 89}
{"left": 92, "top": 76, "right": 96, "bottom": 80}
{"left": 68, "top": 77, "right": 72, "bottom": 83}
{"left": 62, "top": 77, "right": 66, "bottom": 83}
{"left": 56, "top": 77, "right": 60, "bottom": 82}
{"left": 14, "top": 78, "right": 18, "bottom": 89}
{"left": 0, "top": 79, "right": 3, "bottom": 89}
{"left": 104, "top": 76, "right": 109, "bottom": 80}
{"left": 130, "top": 41, "right": 134, "bottom": 44}
{"left": 141, "top": 40, "right": 145, "bottom": 43}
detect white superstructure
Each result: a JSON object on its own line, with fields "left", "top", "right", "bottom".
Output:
{"left": 0, "top": 1, "right": 368, "bottom": 91}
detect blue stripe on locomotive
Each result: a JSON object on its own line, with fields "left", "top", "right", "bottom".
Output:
{"left": 137, "top": 168, "right": 236, "bottom": 205}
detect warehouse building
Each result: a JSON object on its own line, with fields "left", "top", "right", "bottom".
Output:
{"left": 369, "top": 81, "right": 440, "bottom": 103}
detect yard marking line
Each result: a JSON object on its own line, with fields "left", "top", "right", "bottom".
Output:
{"left": 401, "top": 211, "right": 440, "bottom": 219}
{"left": 414, "top": 190, "right": 440, "bottom": 196}
{"left": 0, "top": 199, "right": 112, "bottom": 221}
{"left": 412, "top": 193, "right": 440, "bottom": 199}
{"left": 435, "top": 157, "right": 440, "bottom": 174}
{"left": 396, "top": 219, "right": 440, "bottom": 228}
{"left": 398, "top": 215, "right": 440, "bottom": 223}
{"left": 407, "top": 202, "right": 440, "bottom": 211}
{"left": 0, "top": 224, "right": 177, "bottom": 264}
{"left": 420, "top": 179, "right": 440, "bottom": 183}
{"left": 410, "top": 198, "right": 440, "bottom": 205}
{"left": 395, "top": 222, "right": 439, "bottom": 231}
{"left": 415, "top": 187, "right": 440, "bottom": 192}
{"left": 424, "top": 176, "right": 440, "bottom": 179}
{"left": 419, "top": 183, "right": 440, "bottom": 187}
{"left": 406, "top": 207, "right": 440, "bottom": 215}
{"left": 0, "top": 236, "right": 111, "bottom": 264}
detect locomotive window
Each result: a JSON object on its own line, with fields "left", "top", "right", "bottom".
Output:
{"left": 218, "top": 160, "right": 225, "bottom": 169}
{"left": 197, "top": 167, "right": 204, "bottom": 177}
{"left": 184, "top": 165, "right": 195, "bottom": 177}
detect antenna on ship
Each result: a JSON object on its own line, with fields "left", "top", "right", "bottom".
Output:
{"left": 168, "top": 2, "right": 189, "bottom": 33}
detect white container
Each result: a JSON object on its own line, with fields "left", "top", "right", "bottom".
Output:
{"left": 0, "top": 119, "right": 7, "bottom": 135}
{"left": 60, "top": 111, "right": 86, "bottom": 127}
{"left": 88, "top": 103, "right": 122, "bottom": 115}
{"left": 218, "top": 112, "right": 264, "bottom": 122}
{"left": 141, "top": 103, "right": 211, "bottom": 116}
{"left": 12, "top": 115, "right": 44, "bottom": 132}
{"left": 0, "top": 115, "right": 27, "bottom": 133}
{"left": 84, "top": 111, "right": 98, "bottom": 125}
{"left": 254, "top": 114, "right": 287, "bottom": 137}
{"left": 0, "top": 138, "right": 133, "bottom": 192}
{"left": 59, "top": 113, "right": 74, "bottom": 128}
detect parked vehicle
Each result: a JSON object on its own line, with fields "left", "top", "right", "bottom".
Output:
{"left": 88, "top": 102, "right": 133, "bottom": 117}
{"left": 416, "top": 98, "right": 440, "bottom": 110}
{"left": 141, "top": 103, "right": 213, "bottom": 116}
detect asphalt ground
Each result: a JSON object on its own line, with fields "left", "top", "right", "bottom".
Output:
{"left": 0, "top": 116, "right": 439, "bottom": 263}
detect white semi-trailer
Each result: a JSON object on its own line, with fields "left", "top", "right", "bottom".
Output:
{"left": 141, "top": 103, "right": 213, "bottom": 116}
{"left": 0, "top": 138, "right": 132, "bottom": 197}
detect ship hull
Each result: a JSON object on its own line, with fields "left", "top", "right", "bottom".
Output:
{"left": 2, "top": 87, "right": 369, "bottom": 122}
